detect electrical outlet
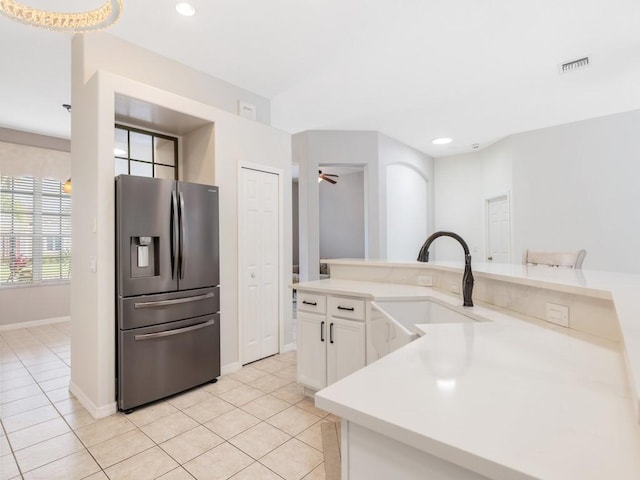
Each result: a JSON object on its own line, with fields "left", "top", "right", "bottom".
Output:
{"left": 418, "top": 275, "right": 432, "bottom": 286}
{"left": 546, "top": 303, "right": 569, "bottom": 327}
{"left": 450, "top": 282, "right": 460, "bottom": 294}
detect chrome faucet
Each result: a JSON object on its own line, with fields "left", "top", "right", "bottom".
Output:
{"left": 417, "top": 231, "right": 474, "bottom": 307}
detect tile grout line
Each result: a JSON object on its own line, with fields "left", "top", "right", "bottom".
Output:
{"left": 118, "top": 372, "right": 321, "bottom": 478}
{"left": 0, "top": 336, "right": 27, "bottom": 480}
{"left": 1, "top": 326, "right": 92, "bottom": 479}
{"left": 3, "top": 326, "right": 321, "bottom": 480}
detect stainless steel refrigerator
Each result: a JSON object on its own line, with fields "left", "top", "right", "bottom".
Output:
{"left": 115, "top": 175, "right": 220, "bottom": 412}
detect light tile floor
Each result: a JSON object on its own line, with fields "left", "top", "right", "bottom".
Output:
{"left": 0, "top": 322, "right": 335, "bottom": 480}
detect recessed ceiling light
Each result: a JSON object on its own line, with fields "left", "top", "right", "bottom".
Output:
{"left": 175, "top": 2, "right": 195, "bottom": 16}
{"left": 432, "top": 137, "right": 453, "bottom": 145}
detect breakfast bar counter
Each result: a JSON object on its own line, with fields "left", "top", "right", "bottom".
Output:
{"left": 294, "top": 260, "right": 640, "bottom": 479}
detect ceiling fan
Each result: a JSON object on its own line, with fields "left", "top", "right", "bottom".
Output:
{"left": 319, "top": 170, "right": 339, "bottom": 184}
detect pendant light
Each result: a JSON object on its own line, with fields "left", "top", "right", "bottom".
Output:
{"left": 0, "top": 0, "right": 123, "bottom": 32}
{"left": 63, "top": 178, "right": 72, "bottom": 194}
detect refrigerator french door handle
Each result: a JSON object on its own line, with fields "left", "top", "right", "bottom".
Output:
{"left": 171, "top": 191, "right": 179, "bottom": 279}
{"left": 133, "top": 291, "right": 214, "bottom": 309}
{"left": 179, "top": 191, "right": 186, "bottom": 280}
{"left": 133, "top": 319, "right": 215, "bottom": 341}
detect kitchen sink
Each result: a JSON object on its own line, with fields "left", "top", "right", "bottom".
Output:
{"left": 373, "top": 298, "right": 484, "bottom": 330}
{"left": 367, "top": 298, "right": 486, "bottom": 361}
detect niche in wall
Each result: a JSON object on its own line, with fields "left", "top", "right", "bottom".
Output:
{"left": 114, "top": 94, "right": 214, "bottom": 184}
{"left": 386, "top": 163, "right": 428, "bottom": 261}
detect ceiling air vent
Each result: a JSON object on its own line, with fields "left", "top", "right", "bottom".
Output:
{"left": 559, "top": 56, "right": 590, "bottom": 74}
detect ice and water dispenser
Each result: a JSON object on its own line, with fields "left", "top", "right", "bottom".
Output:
{"left": 130, "top": 236, "right": 159, "bottom": 277}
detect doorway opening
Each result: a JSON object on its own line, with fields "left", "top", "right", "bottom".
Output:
{"left": 318, "top": 165, "right": 366, "bottom": 267}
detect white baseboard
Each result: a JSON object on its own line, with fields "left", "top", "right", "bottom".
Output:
{"left": 69, "top": 381, "right": 117, "bottom": 419}
{"left": 281, "top": 343, "right": 296, "bottom": 353}
{"left": 221, "top": 361, "right": 242, "bottom": 375}
{"left": 0, "top": 315, "right": 70, "bottom": 331}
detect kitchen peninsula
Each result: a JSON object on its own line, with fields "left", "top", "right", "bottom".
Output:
{"left": 293, "top": 259, "right": 640, "bottom": 480}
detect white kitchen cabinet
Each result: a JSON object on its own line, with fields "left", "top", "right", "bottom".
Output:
{"left": 297, "top": 293, "right": 366, "bottom": 392}
{"left": 297, "top": 311, "right": 328, "bottom": 390}
{"left": 327, "top": 317, "right": 366, "bottom": 385}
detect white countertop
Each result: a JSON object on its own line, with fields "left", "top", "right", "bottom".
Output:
{"left": 293, "top": 263, "right": 640, "bottom": 478}
{"left": 292, "top": 277, "right": 432, "bottom": 300}
{"left": 304, "top": 259, "right": 640, "bottom": 420}
{"left": 326, "top": 258, "right": 640, "bottom": 299}
{"left": 316, "top": 315, "right": 640, "bottom": 479}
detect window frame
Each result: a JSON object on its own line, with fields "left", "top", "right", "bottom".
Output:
{"left": 114, "top": 124, "right": 179, "bottom": 180}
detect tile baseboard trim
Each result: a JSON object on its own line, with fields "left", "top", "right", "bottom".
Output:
{"left": 0, "top": 315, "right": 70, "bottom": 331}
{"left": 221, "top": 361, "right": 242, "bottom": 375}
{"left": 69, "top": 380, "right": 117, "bottom": 419}
{"left": 281, "top": 342, "right": 296, "bottom": 353}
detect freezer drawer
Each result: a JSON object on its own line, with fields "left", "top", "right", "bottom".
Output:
{"left": 117, "top": 314, "right": 220, "bottom": 411}
{"left": 118, "top": 287, "right": 219, "bottom": 330}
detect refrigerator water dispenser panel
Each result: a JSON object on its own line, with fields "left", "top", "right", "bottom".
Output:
{"left": 130, "top": 236, "right": 159, "bottom": 278}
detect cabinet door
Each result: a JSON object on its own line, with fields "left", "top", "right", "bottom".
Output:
{"left": 327, "top": 317, "right": 366, "bottom": 385}
{"left": 297, "top": 312, "right": 327, "bottom": 390}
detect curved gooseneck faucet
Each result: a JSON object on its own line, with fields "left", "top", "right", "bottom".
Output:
{"left": 417, "top": 231, "right": 474, "bottom": 307}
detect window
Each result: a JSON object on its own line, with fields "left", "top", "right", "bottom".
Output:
{"left": 114, "top": 125, "right": 178, "bottom": 179}
{"left": 0, "top": 176, "right": 71, "bottom": 286}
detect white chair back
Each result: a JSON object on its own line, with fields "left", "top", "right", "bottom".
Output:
{"left": 522, "top": 249, "right": 586, "bottom": 269}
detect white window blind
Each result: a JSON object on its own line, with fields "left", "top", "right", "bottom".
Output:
{"left": 0, "top": 175, "right": 71, "bottom": 286}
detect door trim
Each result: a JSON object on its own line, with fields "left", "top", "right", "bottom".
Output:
{"left": 238, "top": 163, "right": 285, "bottom": 365}
{"left": 484, "top": 193, "right": 512, "bottom": 264}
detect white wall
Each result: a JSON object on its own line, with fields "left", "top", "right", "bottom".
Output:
{"left": 294, "top": 130, "right": 379, "bottom": 281}
{"left": 379, "top": 134, "right": 434, "bottom": 262}
{"left": 70, "top": 34, "right": 291, "bottom": 417}
{"left": 0, "top": 284, "right": 69, "bottom": 326}
{"left": 294, "top": 130, "right": 434, "bottom": 280}
{"left": 511, "top": 110, "right": 640, "bottom": 273}
{"left": 435, "top": 109, "right": 640, "bottom": 273}
{"left": 292, "top": 180, "right": 299, "bottom": 267}
{"left": 78, "top": 34, "right": 271, "bottom": 125}
{"left": 319, "top": 171, "right": 365, "bottom": 259}
{"left": 385, "top": 164, "right": 428, "bottom": 261}
{"left": 434, "top": 138, "right": 512, "bottom": 263}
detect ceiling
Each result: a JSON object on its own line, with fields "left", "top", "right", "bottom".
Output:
{"left": 2, "top": 0, "right": 640, "bottom": 158}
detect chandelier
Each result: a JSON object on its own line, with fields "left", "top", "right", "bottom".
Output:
{"left": 0, "top": 0, "right": 123, "bottom": 32}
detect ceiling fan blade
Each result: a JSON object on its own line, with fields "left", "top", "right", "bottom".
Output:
{"left": 324, "top": 174, "right": 339, "bottom": 177}
{"left": 321, "top": 176, "right": 337, "bottom": 184}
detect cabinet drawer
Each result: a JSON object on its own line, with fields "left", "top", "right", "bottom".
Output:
{"left": 328, "top": 296, "right": 365, "bottom": 320}
{"left": 298, "top": 293, "right": 327, "bottom": 314}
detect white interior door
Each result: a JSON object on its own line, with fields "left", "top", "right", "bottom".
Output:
{"left": 241, "top": 167, "right": 280, "bottom": 364}
{"left": 486, "top": 195, "right": 510, "bottom": 263}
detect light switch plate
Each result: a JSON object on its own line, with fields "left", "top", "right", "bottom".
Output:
{"left": 546, "top": 303, "right": 569, "bottom": 327}
{"left": 418, "top": 275, "right": 432, "bottom": 286}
